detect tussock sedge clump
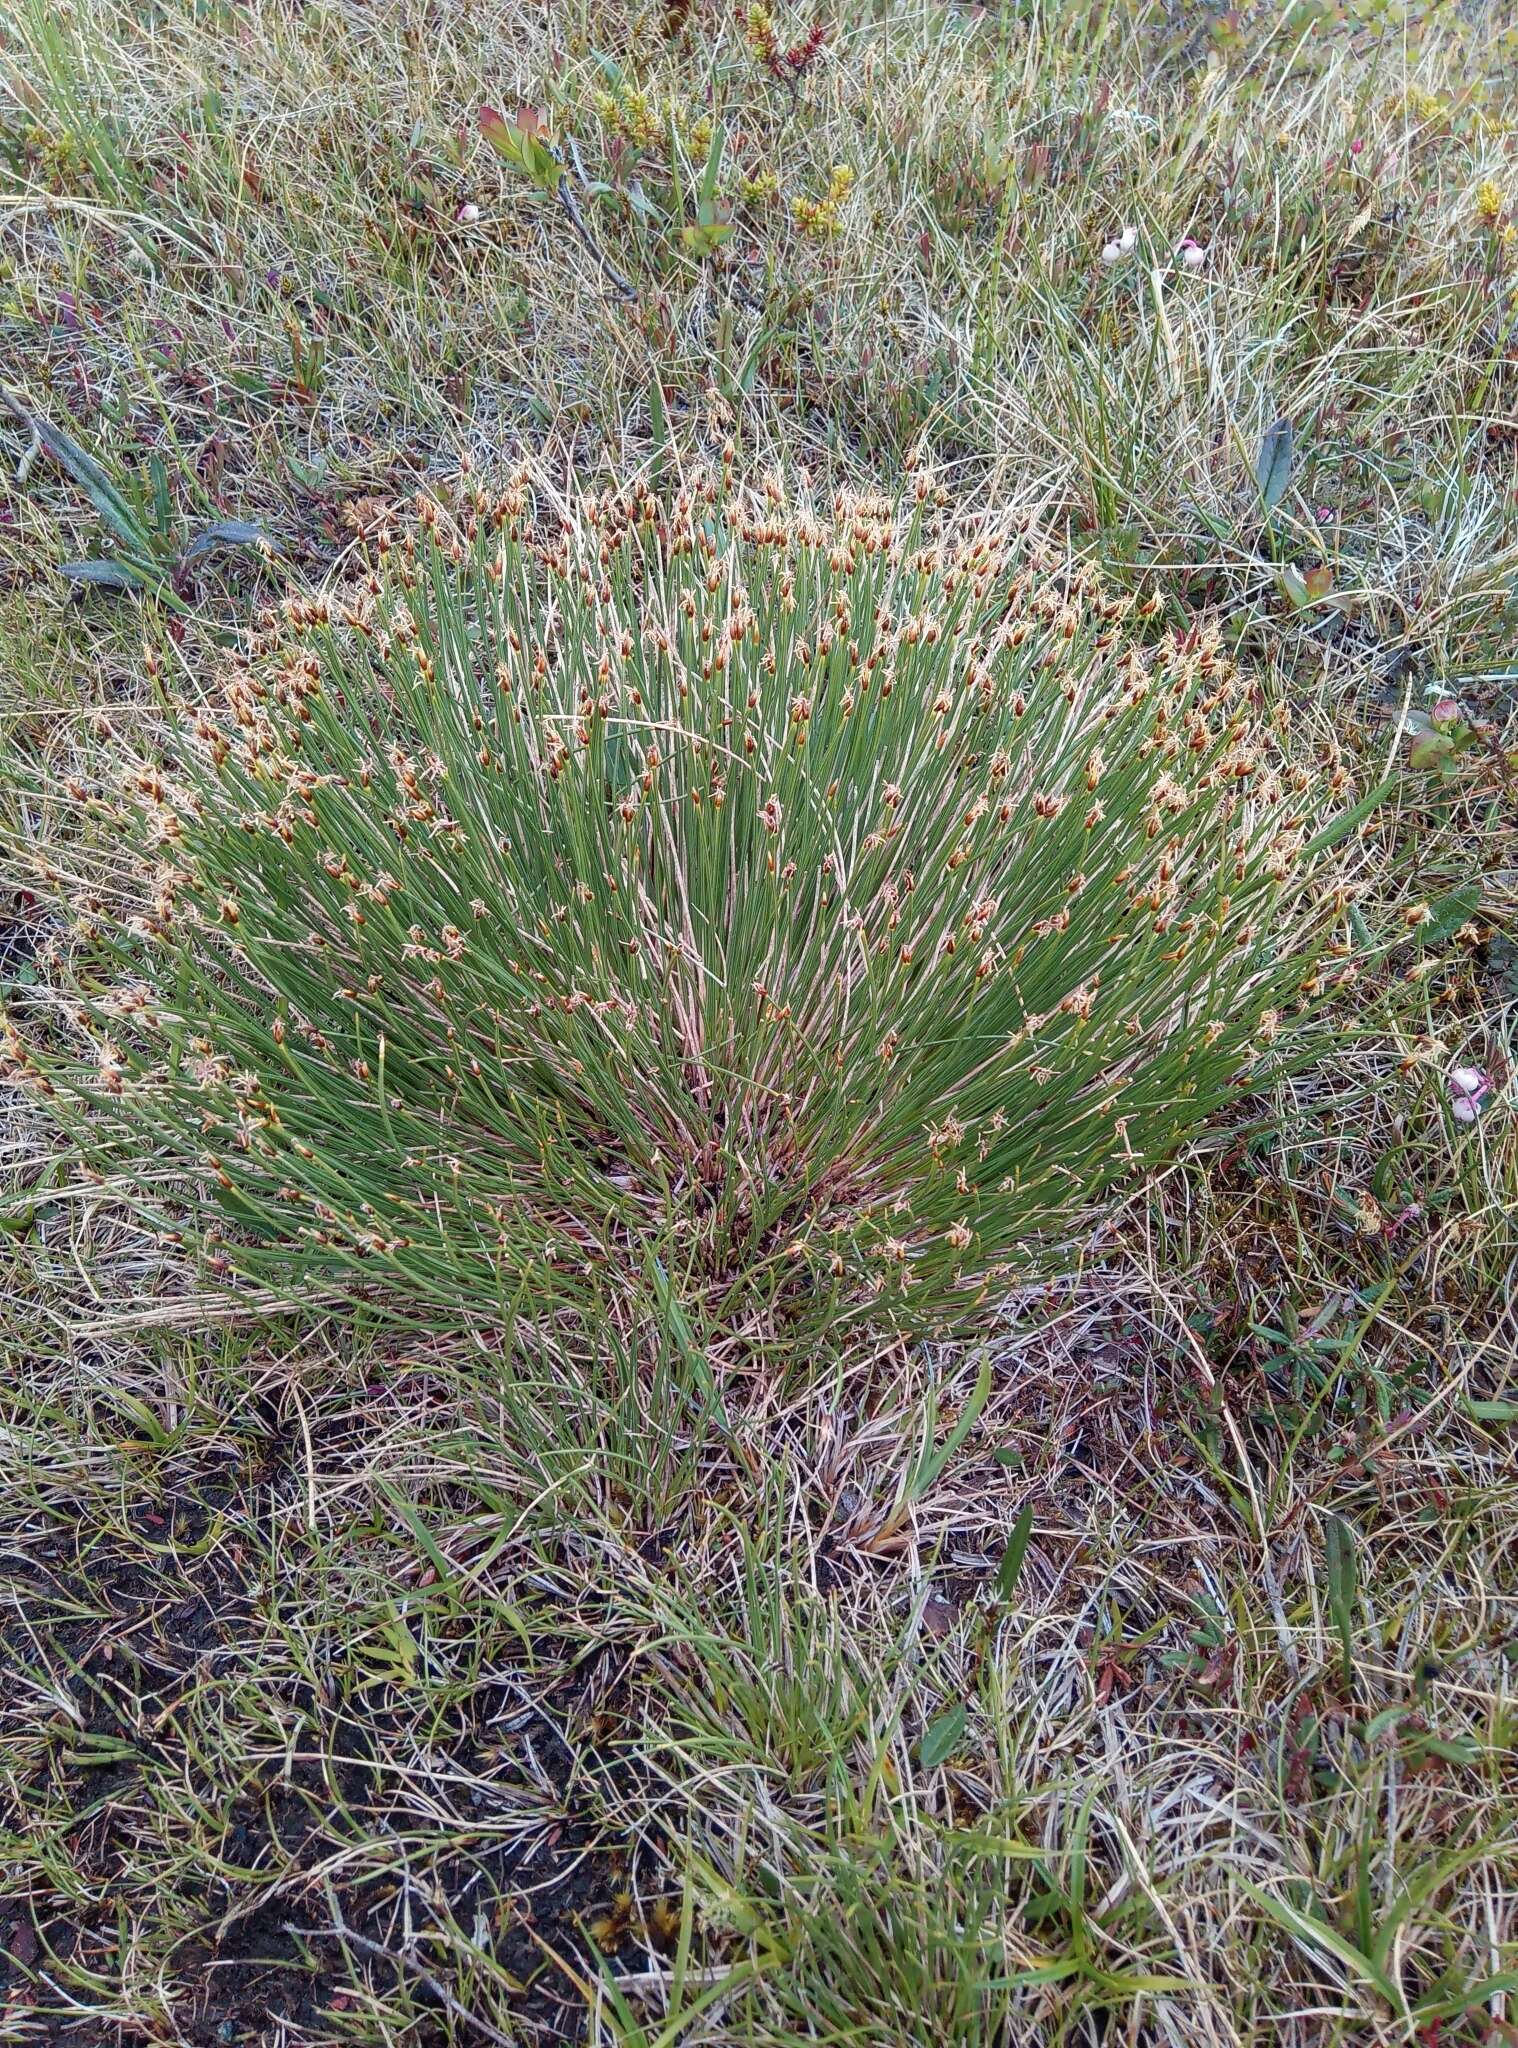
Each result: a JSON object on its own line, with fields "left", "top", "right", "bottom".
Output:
{"left": 8, "top": 470, "right": 1359, "bottom": 1349}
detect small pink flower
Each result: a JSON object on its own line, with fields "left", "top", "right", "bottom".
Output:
{"left": 1177, "top": 237, "right": 1207, "bottom": 270}
{"left": 1100, "top": 240, "right": 1123, "bottom": 265}
{"left": 1450, "top": 1065, "right": 1492, "bottom": 1123}
{"left": 456, "top": 201, "right": 481, "bottom": 224}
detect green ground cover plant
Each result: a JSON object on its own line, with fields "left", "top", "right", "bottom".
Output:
{"left": 2, "top": 0, "right": 1517, "bottom": 2042}
{"left": 12, "top": 477, "right": 1357, "bottom": 1354}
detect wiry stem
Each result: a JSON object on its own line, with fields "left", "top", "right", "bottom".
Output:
{"left": 556, "top": 176, "right": 639, "bottom": 303}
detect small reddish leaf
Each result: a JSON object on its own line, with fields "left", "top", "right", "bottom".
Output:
{"left": 479, "top": 105, "right": 559, "bottom": 190}
{"left": 478, "top": 105, "right": 511, "bottom": 150}
{"left": 6, "top": 1919, "right": 39, "bottom": 1968}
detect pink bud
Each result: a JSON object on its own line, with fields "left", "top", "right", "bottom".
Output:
{"left": 456, "top": 202, "right": 481, "bottom": 224}
{"left": 1177, "top": 237, "right": 1206, "bottom": 270}
{"left": 1450, "top": 1065, "right": 1491, "bottom": 1122}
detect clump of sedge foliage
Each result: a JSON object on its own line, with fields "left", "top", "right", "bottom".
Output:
{"left": 10, "top": 472, "right": 1355, "bottom": 1349}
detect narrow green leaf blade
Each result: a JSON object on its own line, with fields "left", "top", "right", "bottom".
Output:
{"left": 1417, "top": 883, "right": 1482, "bottom": 949}
{"left": 1256, "top": 416, "right": 1294, "bottom": 518}
{"left": 59, "top": 558, "right": 148, "bottom": 590}
{"left": 1237, "top": 1879, "right": 1398, "bottom": 2006}
{"left": 995, "top": 1503, "right": 1035, "bottom": 1602}
{"left": 1466, "top": 1399, "right": 1518, "bottom": 1424}
{"left": 182, "top": 519, "right": 269, "bottom": 560}
{"left": 919, "top": 1702, "right": 967, "bottom": 1768}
